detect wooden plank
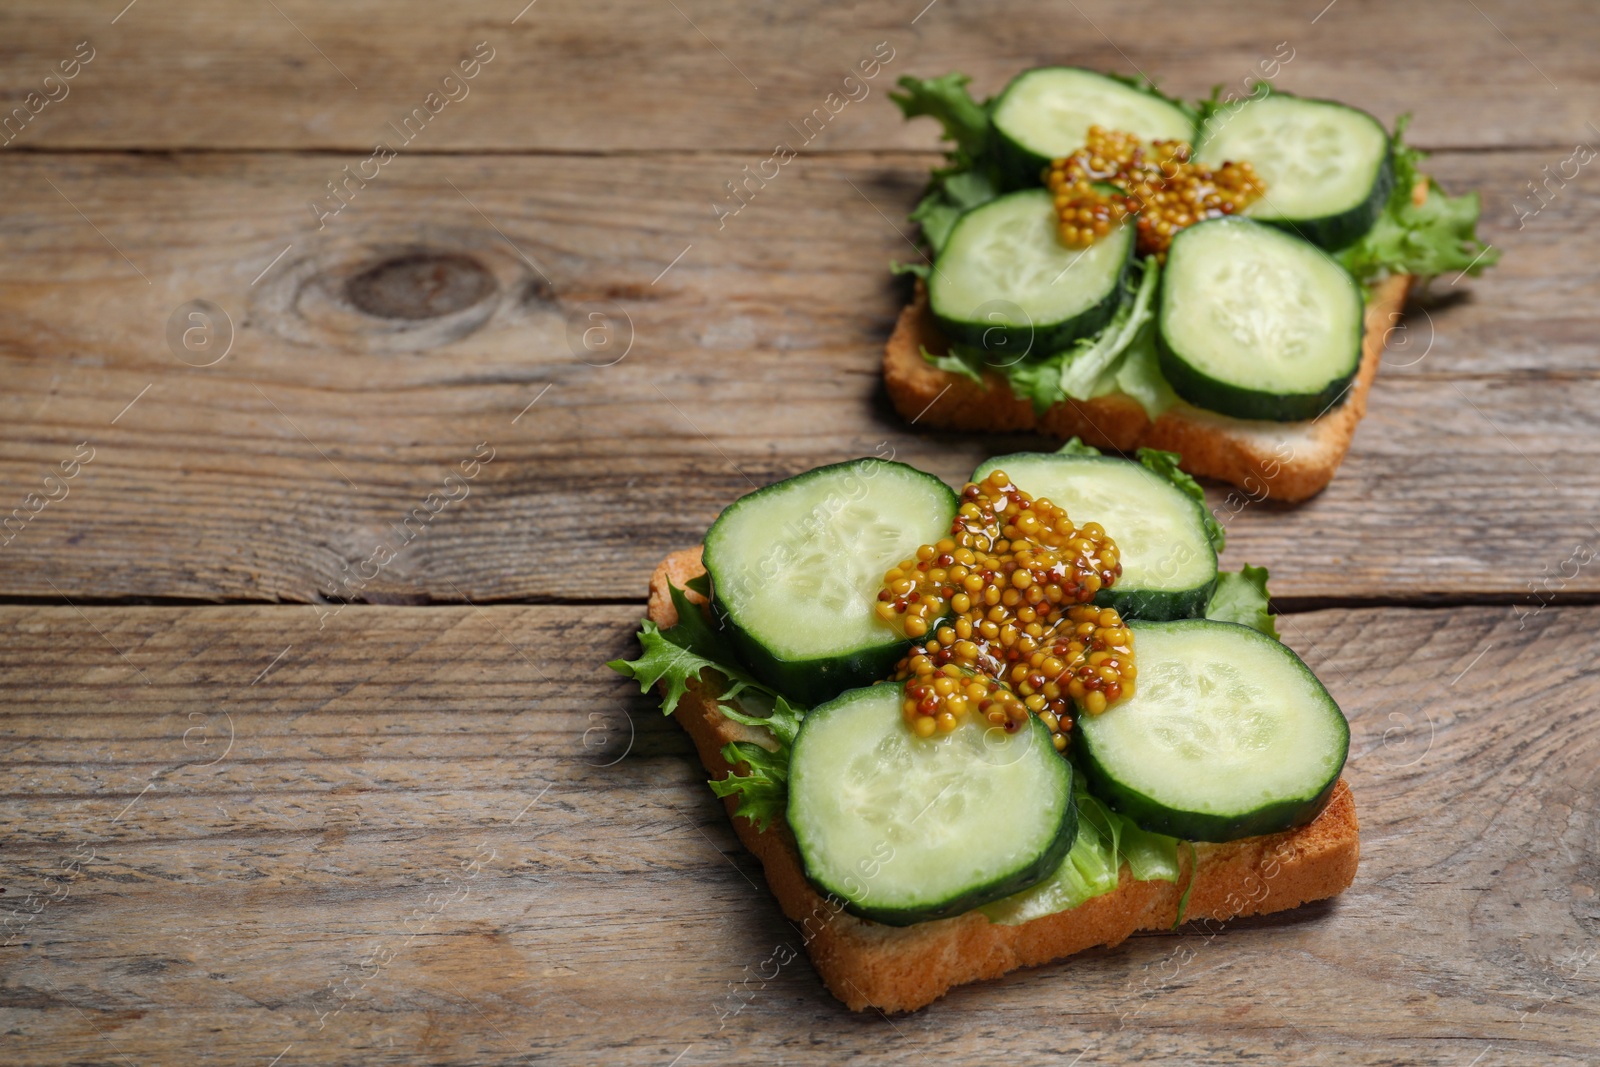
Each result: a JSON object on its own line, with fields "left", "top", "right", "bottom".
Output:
{"left": 0, "top": 149, "right": 1589, "bottom": 603}
{"left": 1, "top": 603, "right": 1596, "bottom": 1064}
{"left": 0, "top": 1, "right": 1594, "bottom": 151}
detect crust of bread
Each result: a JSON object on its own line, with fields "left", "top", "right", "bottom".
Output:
{"left": 648, "top": 547, "right": 1360, "bottom": 1013}
{"left": 883, "top": 274, "right": 1413, "bottom": 502}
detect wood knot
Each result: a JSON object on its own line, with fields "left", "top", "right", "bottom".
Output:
{"left": 249, "top": 233, "right": 559, "bottom": 354}
{"left": 345, "top": 252, "right": 497, "bottom": 321}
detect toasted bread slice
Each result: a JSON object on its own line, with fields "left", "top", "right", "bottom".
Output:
{"left": 883, "top": 274, "right": 1413, "bottom": 502}
{"left": 648, "top": 547, "right": 1360, "bottom": 1013}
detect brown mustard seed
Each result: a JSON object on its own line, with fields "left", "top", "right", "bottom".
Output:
{"left": 1045, "top": 126, "right": 1266, "bottom": 261}
{"left": 878, "top": 472, "right": 1136, "bottom": 749}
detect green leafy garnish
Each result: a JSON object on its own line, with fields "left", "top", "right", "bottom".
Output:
{"left": 1112, "top": 328, "right": 1181, "bottom": 419}
{"left": 1055, "top": 437, "right": 1101, "bottom": 457}
{"left": 982, "top": 781, "right": 1181, "bottom": 925}
{"left": 916, "top": 338, "right": 1067, "bottom": 412}
{"left": 1338, "top": 115, "right": 1499, "bottom": 285}
{"left": 606, "top": 617, "right": 722, "bottom": 718}
{"left": 1205, "top": 564, "right": 1278, "bottom": 639}
{"left": 889, "top": 73, "right": 1000, "bottom": 255}
{"left": 1001, "top": 352, "right": 1078, "bottom": 415}
{"left": 1192, "top": 79, "right": 1274, "bottom": 133}
{"left": 708, "top": 741, "right": 789, "bottom": 832}
{"left": 1136, "top": 447, "right": 1226, "bottom": 553}
{"left": 919, "top": 343, "right": 985, "bottom": 385}
{"left": 891, "top": 259, "right": 931, "bottom": 280}
{"left": 1059, "top": 256, "right": 1161, "bottom": 402}
{"left": 609, "top": 582, "right": 805, "bottom": 830}
{"left": 890, "top": 71, "right": 990, "bottom": 160}
{"left": 921, "top": 257, "right": 1176, "bottom": 422}
{"left": 1172, "top": 840, "right": 1200, "bottom": 929}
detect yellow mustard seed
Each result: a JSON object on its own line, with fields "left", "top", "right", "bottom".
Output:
{"left": 881, "top": 471, "right": 1136, "bottom": 749}
{"left": 1044, "top": 125, "right": 1266, "bottom": 260}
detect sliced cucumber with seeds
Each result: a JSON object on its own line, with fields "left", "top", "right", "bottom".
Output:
{"left": 930, "top": 188, "right": 1135, "bottom": 357}
{"left": 972, "top": 452, "right": 1218, "bottom": 620}
{"left": 787, "top": 683, "right": 1077, "bottom": 926}
{"left": 1157, "top": 216, "right": 1364, "bottom": 422}
{"left": 992, "top": 67, "right": 1196, "bottom": 189}
{"left": 1076, "top": 619, "right": 1349, "bottom": 842}
{"left": 1196, "top": 93, "right": 1392, "bottom": 249}
{"left": 703, "top": 459, "right": 957, "bottom": 708}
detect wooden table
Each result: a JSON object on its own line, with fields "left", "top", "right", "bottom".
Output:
{"left": 2, "top": 2, "right": 1596, "bottom": 1063}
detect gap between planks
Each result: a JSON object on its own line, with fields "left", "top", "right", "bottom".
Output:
{"left": 0, "top": 593, "right": 1579, "bottom": 613}
{"left": 0, "top": 143, "right": 1569, "bottom": 159}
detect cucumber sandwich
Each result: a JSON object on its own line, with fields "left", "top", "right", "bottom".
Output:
{"left": 885, "top": 69, "right": 1497, "bottom": 501}
{"left": 613, "top": 444, "right": 1358, "bottom": 1011}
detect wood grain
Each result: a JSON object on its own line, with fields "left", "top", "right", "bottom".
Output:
{"left": 0, "top": 1, "right": 1594, "bottom": 152}
{"left": 2, "top": 5, "right": 1595, "bottom": 1063}
{"left": 1, "top": 603, "right": 1595, "bottom": 1064}
{"left": 0, "top": 149, "right": 1590, "bottom": 604}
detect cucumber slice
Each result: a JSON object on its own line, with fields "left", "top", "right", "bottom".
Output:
{"left": 1076, "top": 619, "right": 1349, "bottom": 842}
{"left": 703, "top": 459, "right": 957, "bottom": 708}
{"left": 930, "top": 189, "right": 1135, "bottom": 357}
{"left": 787, "top": 683, "right": 1077, "bottom": 926}
{"left": 1157, "top": 216, "right": 1364, "bottom": 422}
{"left": 1196, "top": 93, "right": 1393, "bottom": 249}
{"left": 972, "top": 452, "right": 1218, "bottom": 620}
{"left": 992, "top": 67, "right": 1196, "bottom": 189}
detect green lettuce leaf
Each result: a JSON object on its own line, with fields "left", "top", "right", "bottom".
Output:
{"left": 608, "top": 582, "right": 806, "bottom": 828}
{"left": 920, "top": 343, "right": 985, "bottom": 385}
{"left": 605, "top": 618, "right": 721, "bottom": 718}
{"left": 1205, "top": 564, "right": 1278, "bottom": 639}
{"left": 1113, "top": 329, "right": 1181, "bottom": 418}
{"left": 981, "top": 781, "right": 1181, "bottom": 925}
{"left": 708, "top": 741, "right": 789, "bottom": 832}
{"left": 1002, "top": 353, "right": 1076, "bottom": 414}
{"left": 890, "top": 73, "right": 1000, "bottom": 255}
{"left": 918, "top": 339, "right": 1068, "bottom": 413}
{"left": 1059, "top": 256, "right": 1161, "bottom": 401}
{"left": 1192, "top": 79, "right": 1274, "bottom": 135}
{"left": 889, "top": 71, "right": 990, "bottom": 159}
{"left": 1338, "top": 115, "right": 1499, "bottom": 285}
{"left": 1136, "top": 447, "right": 1226, "bottom": 552}
{"left": 1173, "top": 841, "right": 1200, "bottom": 928}
{"left": 925, "top": 258, "right": 1179, "bottom": 422}
{"left": 891, "top": 259, "right": 931, "bottom": 280}
{"left": 908, "top": 177, "right": 992, "bottom": 259}
{"left": 1055, "top": 437, "right": 1102, "bottom": 457}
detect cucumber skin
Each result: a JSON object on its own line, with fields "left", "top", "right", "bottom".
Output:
{"left": 1077, "top": 751, "right": 1341, "bottom": 843}
{"left": 1156, "top": 221, "right": 1366, "bottom": 423}
{"left": 1094, "top": 580, "right": 1217, "bottom": 623}
{"left": 702, "top": 459, "right": 959, "bottom": 709}
{"left": 991, "top": 67, "right": 1198, "bottom": 191}
{"left": 790, "top": 692, "right": 1080, "bottom": 927}
{"left": 1075, "top": 620, "right": 1350, "bottom": 842}
{"left": 1261, "top": 145, "right": 1394, "bottom": 250}
{"left": 713, "top": 616, "right": 920, "bottom": 709}
{"left": 974, "top": 451, "right": 1220, "bottom": 620}
{"left": 931, "top": 210, "right": 1135, "bottom": 357}
{"left": 992, "top": 122, "right": 1062, "bottom": 192}
{"left": 1156, "top": 338, "right": 1358, "bottom": 422}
